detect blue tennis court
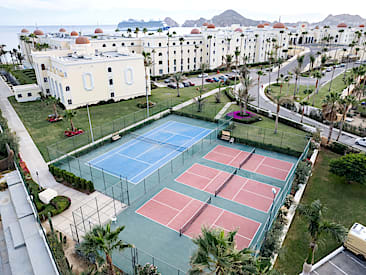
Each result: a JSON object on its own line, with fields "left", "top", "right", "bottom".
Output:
{"left": 88, "top": 121, "right": 213, "bottom": 184}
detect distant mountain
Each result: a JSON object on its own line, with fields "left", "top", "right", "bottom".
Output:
{"left": 164, "top": 17, "right": 179, "bottom": 27}
{"left": 182, "top": 10, "right": 261, "bottom": 27}
{"left": 312, "top": 14, "right": 366, "bottom": 27}
{"left": 182, "top": 17, "right": 208, "bottom": 27}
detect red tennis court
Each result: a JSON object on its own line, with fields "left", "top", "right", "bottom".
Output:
{"left": 136, "top": 188, "right": 261, "bottom": 250}
{"left": 204, "top": 145, "right": 293, "bottom": 181}
{"left": 176, "top": 163, "right": 280, "bottom": 212}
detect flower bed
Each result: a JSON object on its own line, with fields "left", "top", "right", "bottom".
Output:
{"left": 226, "top": 110, "right": 262, "bottom": 124}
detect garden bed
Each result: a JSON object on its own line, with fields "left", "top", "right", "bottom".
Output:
{"left": 226, "top": 110, "right": 262, "bottom": 124}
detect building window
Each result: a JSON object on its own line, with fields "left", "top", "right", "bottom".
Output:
{"left": 158, "top": 43, "right": 162, "bottom": 47}
{"left": 112, "top": 43, "right": 116, "bottom": 46}
{"left": 187, "top": 58, "right": 190, "bottom": 63}
{"left": 27, "top": 92, "right": 32, "bottom": 97}
{"left": 193, "top": 41, "right": 196, "bottom": 45}
{"left": 158, "top": 52, "right": 162, "bottom": 56}
{"left": 109, "top": 79, "right": 113, "bottom": 85}
{"left": 187, "top": 50, "right": 190, "bottom": 53}
{"left": 108, "top": 67, "right": 112, "bottom": 72}
{"left": 132, "top": 50, "right": 135, "bottom": 53}
{"left": 174, "top": 66, "right": 176, "bottom": 72}
{"left": 17, "top": 94, "right": 22, "bottom": 98}
{"left": 41, "top": 64, "right": 45, "bottom": 70}
{"left": 131, "top": 42, "right": 134, "bottom": 46}
{"left": 111, "top": 92, "right": 115, "bottom": 98}
{"left": 66, "top": 86, "right": 70, "bottom": 91}
{"left": 158, "top": 60, "right": 163, "bottom": 65}
{"left": 102, "top": 44, "right": 106, "bottom": 47}
{"left": 187, "top": 41, "right": 189, "bottom": 45}
{"left": 68, "top": 99, "right": 72, "bottom": 105}
{"left": 174, "top": 59, "right": 176, "bottom": 65}
{"left": 173, "top": 50, "right": 176, "bottom": 54}
{"left": 46, "top": 89, "right": 50, "bottom": 93}
{"left": 173, "top": 42, "right": 176, "bottom": 46}
{"left": 200, "top": 41, "right": 202, "bottom": 44}
{"left": 44, "top": 77, "right": 47, "bottom": 82}
{"left": 121, "top": 43, "right": 125, "bottom": 46}
{"left": 64, "top": 72, "right": 67, "bottom": 77}
{"left": 159, "top": 69, "right": 163, "bottom": 74}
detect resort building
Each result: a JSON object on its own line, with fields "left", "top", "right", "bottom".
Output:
{"left": 16, "top": 23, "right": 365, "bottom": 109}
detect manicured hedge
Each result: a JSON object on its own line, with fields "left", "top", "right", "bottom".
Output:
{"left": 49, "top": 165, "right": 95, "bottom": 193}
{"left": 171, "top": 110, "right": 216, "bottom": 123}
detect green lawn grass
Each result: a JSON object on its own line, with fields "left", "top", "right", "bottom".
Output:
{"left": 225, "top": 104, "right": 308, "bottom": 152}
{"left": 266, "top": 71, "right": 353, "bottom": 108}
{"left": 9, "top": 83, "right": 218, "bottom": 160}
{"left": 275, "top": 150, "right": 366, "bottom": 274}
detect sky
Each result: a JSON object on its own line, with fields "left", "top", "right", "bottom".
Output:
{"left": 0, "top": 0, "right": 365, "bottom": 26}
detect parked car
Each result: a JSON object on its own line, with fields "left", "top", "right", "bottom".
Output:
{"left": 219, "top": 75, "right": 228, "bottom": 80}
{"left": 182, "top": 81, "right": 190, "bottom": 87}
{"left": 339, "top": 63, "right": 346, "bottom": 67}
{"left": 198, "top": 73, "right": 208, "bottom": 78}
{"left": 168, "top": 83, "right": 177, "bottom": 89}
{"left": 326, "top": 67, "right": 332, "bottom": 72}
{"left": 212, "top": 77, "right": 220, "bottom": 82}
{"left": 205, "top": 78, "right": 214, "bottom": 83}
{"left": 188, "top": 81, "right": 195, "bottom": 86}
{"left": 164, "top": 78, "right": 171, "bottom": 83}
{"left": 355, "top": 60, "right": 362, "bottom": 64}
{"left": 355, "top": 137, "right": 366, "bottom": 147}
{"left": 178, "top": 83, "right": 184, "bottom": 88}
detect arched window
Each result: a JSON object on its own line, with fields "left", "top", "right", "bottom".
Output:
{"left": 102, "top": 44, "right": 106, "bottom": 47}
{"left": 108, "top": 67, "right": 112, "bottom": 72}
{"left": 65, "top": 86, "right": 70, "bottom": 91}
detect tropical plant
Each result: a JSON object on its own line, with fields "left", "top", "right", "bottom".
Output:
{"left": 238, "top": 65, "right": 254, "bottom": 116}
{"left": 142, "top": 51, "right": 152, "bottom": 116}
{"left": 298, "top": 200, "right": 346, "bottom": 269}
{"left": 321, "top": 92, "right": 340, "bottom": 144}
{"left": 293, "top": 67, "right": 301, "bottom": 97}
{"left": 336, "top": 95, "right": 357, "bottom": 140}
{"left": 256, "top": 70, "right": 264, "bottom": 106}
{"left": 222, "top": 54, "right": 233, "bottom": 71}
{"left": 45, "top": 96, "right": 60, "bottom": 118}
{"left": 80, "top": 223, "right": 133, "bottom": 275}
{"left": 309, "top": 54, "right": 315, "bottom": 71}
{"left": 179, "top": 37, "right": 185, "bottom": 72}
{"left": 64, "top": 110, "right": 77, "bottom": 132}
{"left": 273, "top": 94, "right": 286, "bottom": 134}
{"left": 193, "top": 86, "right": 207, "bottom": 112}
{"left": 173, "top": 72, "right": 183, "bottom": 97}
{"left": 189, "top": 227, "right": 255, "bottom": 275}
{"left": 312, "top": 70, "right": 322, "bottom": 106}
{"left": 329, "top": 153, "right": 366, "bottom": 184}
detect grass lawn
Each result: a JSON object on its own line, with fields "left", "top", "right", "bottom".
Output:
{"left": 9, "top": 83, "right": 218, "bottom": 160}
{"left": 11, "top": 69, "right": 37, "bottom": 85}
{"left": 275, "top": 150, "right": 366, "bottom": 274}
{"left": 225, "top": 104, "right": 308, "bottom": 153}
{"left": 266, "top": 71, "right": 353, "bottom": 108}
{"left": 177, "top": 90, "right": 231, "bottom": 120}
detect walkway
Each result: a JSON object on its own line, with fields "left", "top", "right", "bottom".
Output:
{"left": 0, "top": 78, "right": 125, "bottom": 239}
{"left": 214, "top": 102, "right": 234, "bottom": 120}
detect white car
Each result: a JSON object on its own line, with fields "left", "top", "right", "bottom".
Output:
{"left": 198, "top": 73, "right": 208, "bottom": 78}
{"left": 355, "top": 138, "right": 366, "bottom": 147}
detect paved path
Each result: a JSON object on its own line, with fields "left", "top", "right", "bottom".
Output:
{"left": 0, "top": 77, "right": 125, "bottom": 239}
{"left": 214, "top": 102, "right": 234, "bottom": 120}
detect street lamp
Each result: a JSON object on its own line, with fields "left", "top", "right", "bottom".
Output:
{"left": 267, "top": 188, "right": 277, "bottom": 231}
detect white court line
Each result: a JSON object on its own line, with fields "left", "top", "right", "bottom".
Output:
{"left": 151, "top": 198, "right": 182, "bottom": 212}
{"left": 116, "top": 152, "right": 152, "bottom": 165}
{"left": 167, "top": 198, "right": 195, "bottom": 227}
{"left": 210, "top": 209, "right": 225, "bottom": 229}
{"left": 203, "top": 171, "right": 226, "bottom": 191}
{"left": 254, "top": 157, "right": 266, "bottom": 173}
{"left": 261, "top": 162, "right": 291, "bottom": 173}
{"left": 329, "top": 261, "right": 348, "bottom": 275}
{"left": 213, "top": 224, "right": 252, "bottom": 242}
{"left": 231, "top": 179, "right": 249, "bottom": 202}
{"left": 228, "top": 151, "right": 244, "bottom": 167}
{"left": 128, "top": 127, "right": 213, "bottom": 182}
{"left": 184, "top": 170, "right": 213, "bottom": 181}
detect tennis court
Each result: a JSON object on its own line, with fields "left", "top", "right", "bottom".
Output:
{"left": 88, "top": 121, "right": 212, "bottom": 183}
{"left": 204, "top": 145, "right": 294, "bottom": 181}
{"left": 136, "top": 188, "right": 261, "bottom": 250}
{"left": 175, "top": 163, "right": 280, "bottom": 212}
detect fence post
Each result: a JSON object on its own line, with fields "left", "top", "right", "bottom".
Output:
{"left": 77, "top": 159, "right": 82, "bottom": 177}
{"left": 126, "top": 177, "right": 130, "bottom": 205}
{"left": 102, "top": 168, "right": 107, "bottom": 191}
{"left": 80, "top": 206, "right": 86, "bottom": 233}
{"left": 95, "top": 198, "right": 101, "bottom": 225}
{"left": 89, "top": 164, "right": 94, "bottom": 182}
{"left": 72, "top": 212, "right": 80, "bottom": 243}
{"left": 112, "top": 187, "right": 117, "bottom": 217}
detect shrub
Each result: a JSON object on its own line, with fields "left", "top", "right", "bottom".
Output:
{"left": 226, "top": 110, "right": 262, "bottom": 124}
{"left": 328, "top": 141, "right": 347, "bottom": 155}
{"left": 295, "top": 160, "right": 312, "bottom": 185}
{"left": 136, "top": 263, "right": 161, "bottom": 275}
{"left": 329, "top": 153, "right": 366, "bottom": 184}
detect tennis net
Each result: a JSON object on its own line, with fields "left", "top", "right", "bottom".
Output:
{"left": 214, "top": 168, "right": 238, "bottom": 197}
{"left": 129, "top": 133, "right": 186, "bottom": 152}
{"left": 179, "top": 197, "right": 212, "bottom": 236}
{"left": 239, "top": 148, "right": 256, "bottom": 169}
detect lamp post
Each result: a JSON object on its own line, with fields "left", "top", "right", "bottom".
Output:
{"left": 267, "top": 188, "right": 277, "bottom": 231}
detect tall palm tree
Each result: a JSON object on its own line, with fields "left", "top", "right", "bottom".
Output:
{"left": 293, "top": 67, "right": 301, "bottom": 98}
{"left": 142, "top": 28, "right": 148, "bottom": 36}
{"left": 322, "top": 92, "right": 341, "bottom": 144}
{"left": 256, "top": 70, "right": 264, "bottom": 106}
{"left": 127, "top": 28, "right": 132, "bottom": 37}
{"left": 173, "top": 72, "right": 183, "bottom": 97}
{"left": 222, "top": 54, "right": 233, "bottom": 71}
{"left": 157, "top": 28, "right": 162, "bottom": 35}
{"left": 167, "top": 33, "right": 172, "bottom": 74}
{"left": 189, "top": 227, "right": 255, "bottom": 275}
{"left": 285, "top": 72, "right": 292, "bottom": 96}
{"left": 179, "top": 37, "right": 185, "bottom": 72}
{"left": 296, "top": 55, "right": 305, "bottom": 93}
{"left": 142, "top": 51, "right": 152, "bottom": 117}
{"left": 134, "top": 27, "right": 140, "bottom": 38}
{"left": 234, "top": 47, "right": 240, "bottom": 68}
{"left": 273, "top": 94, "right": 285, "bottom": 134}
{"left": 312, "top": 70, "right": 322, "bottom": 106}
{"left": 80, "top": 223, "right": 133, "bottom": 275}
{"left": 309, "top": 54, "right": 315, "bottom": 71}
{"left": 64, "top": 110, "right": 77, "bottom": 132}
{"left": 207, "top": 35, "right": 213, "bottom": 68}
{"left": 238, "top": 65, "right": 253, "bottom": 116}
{"left": 298, "top": 200, "right": 346, "bottom": 273}
{"left": 336, "top": 95, "right": 357, "bottom": 140}
{"left": 46, "top": 96, "right": 60, "bottom": 118}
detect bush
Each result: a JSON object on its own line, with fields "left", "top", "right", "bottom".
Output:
{"left": 135, "top": 263, "right": 161, "bottom": 275}
{"left": 49, "top": 165, "right": 95, "bottom": 193}
{"left": 226, "top": 110, "right": 262, "bottom": 124}
{"left": 329, "top": 153, "right": 366, "bottom": 184}
{"left": 328, "top": 141, "right": 347, "bottom": 155}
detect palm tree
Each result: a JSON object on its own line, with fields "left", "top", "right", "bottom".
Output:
{"left": 238, "top": 65, "right": 253, "bottom": 116}
{"left": 285, "top": 72, "right": 292, "bottom": 96}
{"left": 127, "top": 28, "right": 132, "bottom": 37}
{"left": 312, "top": 70, "right": 322, "bottom": 106}
{"left": 207, "top": 35, "right": 213, "bottom": 68}
{"left": 222, "top": 54, "right": 233, "bottom": 71}
{"left": 80, "top": 223, "right": 133, "bottom": 275}
{"left": 173, "top": 72, "right": 183, "bottom": 97}
{"left": 309, "top": 54, "right": 315, "bottom": 71}
{"left": 46, "top": 96, "right": 60, "bottom": 118}
{"left": 157, "top": 28, "right": 162, "bottom": 35}
{"left": 336, "top": 95, "right": 357, "bottom": 140}
{"left": 256, "top": 70, "right": 264, "bottom": 106}
{"left": 273, "top": 94, "right": 286, "bottom": 134}
{"left": 179, "top": 37, "right": 185, "bottom": 72}
{"left": 142, "top": 51, "right": 152, "bottom": 117}
{"left": 142, "top": 28, "right": 148, "bottom": 36}
{"left": 189, "top": 227, "right": 255, "bottom": 275}
{"left": 64, "top": 110, "right": 77, "bottom": 132}
{"left": 293, "top": 67, "right": 301, "bottom": 98}
{"left": 298, "top": 200, "right": 346, "bottom": 273}
{"left": 322, "top": 92, "right": 341, "bottom": 144}
{"left": 234, "top": 47, "right": 240, "bottom": 68}
{"left": 134, "top": 27, "right": 140, "bottom": 38}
